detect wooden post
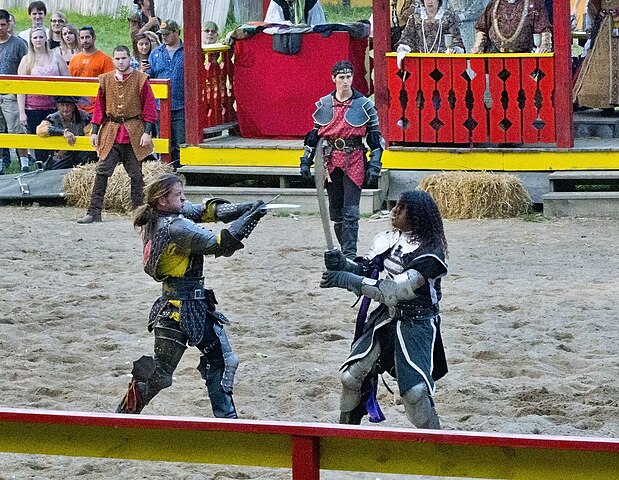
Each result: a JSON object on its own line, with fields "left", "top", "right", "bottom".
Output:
{"left": 373, "top": 0, "right": 391, "bottom": 141}
{"left": 554, "top": 0, "right": 574, "bottom": 148}
{"left": 291, "top": 435, "right": 320, "bottom": 480}
{"left": 184, "top": 0, "right": 204, "bottom": 146}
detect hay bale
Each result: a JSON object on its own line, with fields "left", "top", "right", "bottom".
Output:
{"left": 417, "top": 172, "right": 532, "bottom": 219}
{"left": 63, "top": 161, "right": 173, "bottom": 213}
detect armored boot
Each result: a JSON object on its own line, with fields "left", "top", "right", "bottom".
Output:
{"left": 77, "top": 174, "right": 108, "bottom": 223}
{"left": 339, "top": 403, "right": 366, "bottom": 425}
{"left": 341, "top": 205, "right": 360, "bottom": 259}
{"left": 333, "top": 221, "right": 344, "bottom": 248}
{"left": 204, "top": 362, "right": 238, "bottom": 419}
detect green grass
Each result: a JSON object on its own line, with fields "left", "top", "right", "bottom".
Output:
{"left": 12, "top": 7, "right": 130, "bottom": 56}
{"left": 11, "top": 5, "right": 372, "bottom": 56}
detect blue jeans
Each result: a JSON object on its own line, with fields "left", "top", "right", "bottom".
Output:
{"left": 170, "top": 109, "right": 185, "bottom": 169}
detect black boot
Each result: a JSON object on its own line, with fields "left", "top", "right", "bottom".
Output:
{"left": 78, "top": 174, "right": 108, "bottom": 223}
{"left": 130, "top": 175, "right": 145, "bottom": 209}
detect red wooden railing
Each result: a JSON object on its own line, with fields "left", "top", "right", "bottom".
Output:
{"left": 0, "top": 408, "right": 618, "bottom": 479}
{"left": 387, "top": 53, "right": 556, "bottom": 146}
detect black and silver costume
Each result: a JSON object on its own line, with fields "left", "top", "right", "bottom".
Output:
{"left": 322, "top": 229, "right": 448, "bottom": 428}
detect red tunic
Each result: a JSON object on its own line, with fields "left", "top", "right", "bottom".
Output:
{"left": 318, "top": 98, "right": 366, "bottom": 188}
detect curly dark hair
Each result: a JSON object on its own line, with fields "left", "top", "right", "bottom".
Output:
{"left": 400, "top": 189, "right": 448, "bottom": 256}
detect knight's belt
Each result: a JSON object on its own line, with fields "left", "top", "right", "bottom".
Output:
{"left": 161, "top": 276, "right": 205, "bottom": 300}
{"left": 327, "top": 137, "right": 363, "bottom": 151}
{"left": 392, "top": 303, "right": 439, "bottom": 320}
{"left": 106, "top": 113, "right": 141, "bottom": 124}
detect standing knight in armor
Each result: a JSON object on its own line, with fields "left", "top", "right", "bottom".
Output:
{"left": 115, "top": 173, "right": 267, "bottom": 418}
{"left": 320, "top": 190, "right": 449, "bottom": 428}
{"left": 300, "top": 60, "right": 385, "bottom": 259}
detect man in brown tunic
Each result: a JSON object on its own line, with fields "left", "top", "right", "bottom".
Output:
{"left": 77, "top": 45, "right": 157, "bottom": 224}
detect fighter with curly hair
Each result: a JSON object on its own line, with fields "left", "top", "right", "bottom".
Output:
{"left": 320, "top": 189, "right": 449, "bottom": 428}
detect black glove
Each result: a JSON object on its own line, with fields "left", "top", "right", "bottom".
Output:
{"left": 227, "top": 200, "right": 267, "bottom": 240}
{"left": 365, "top": 164, "right": 381, "bottom": 188}
{"left": 324, "top": 248, "right": 348, "bottom": 271}
{"left": 215, "top": 201, "right": 255, "bottom": 223}
{"left": 320, "top": 271, "right": 363, "bottom": 296}
{"left": 300, "top": 157, "right": 312, "bottom": 179}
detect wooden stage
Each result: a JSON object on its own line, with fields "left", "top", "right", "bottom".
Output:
{"left": 181, "top": 135, "right": 619, "bottom": 172}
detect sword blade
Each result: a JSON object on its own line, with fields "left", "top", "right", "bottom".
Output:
{"left": 264, "top": 204, "right": 300, "bottom": 210}
{"left": 313, "top": 138, "right": 334, "bottom": 250}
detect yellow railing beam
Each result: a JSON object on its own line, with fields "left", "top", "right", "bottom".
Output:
{"left": 0, "top": 408, "right": 617, "bottom": 479}
{"left": 0, "top": 77, "right": 169, "bottom": 99}
{"left": 0, "top": 133, "right": 168, "bottom": 154}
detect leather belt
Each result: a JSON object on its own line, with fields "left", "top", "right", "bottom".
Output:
{"left": 328, "top": 137, "right": 363, "bottom": 151}
{"left": 161, "top": 277, "right": 205, "bottom": 300}
{"left": 391, "top": 303, "right": 439, "bottom": 320}
{"left": 106, "top": 114, "right": 141, "bottom": 124}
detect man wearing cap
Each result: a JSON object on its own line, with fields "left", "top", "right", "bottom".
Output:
{"left": 299, "top": 60, "right": 384, "bottom": 259}
{"left": 36, "top": 95, "right": 94, "bottom": 170}
{"left": 148, "top": 19, "right": 184, "bottom": 170}
{"left": 77, "top": 45, "right": 157, "bottom": 224}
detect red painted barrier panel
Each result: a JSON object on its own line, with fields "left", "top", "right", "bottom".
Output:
{"left": 387, "top": 54, "right": 556, "bottom": 146}
{"left": 200, "top": 47, "right": 236, "bottom": 131}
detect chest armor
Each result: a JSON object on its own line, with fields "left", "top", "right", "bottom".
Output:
{"left": 142, "top": 215, "right": 203, "bottom": 281}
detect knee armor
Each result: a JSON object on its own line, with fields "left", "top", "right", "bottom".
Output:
{"left": 340, "top": 342, "right": 381, "bottom": 412}
{"left": 401, "top": 382, "right": 441, "bottom": 429}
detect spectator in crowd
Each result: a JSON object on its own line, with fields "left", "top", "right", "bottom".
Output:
{"left": 265, "top": 0, "right": 327, "bottom": 25}
{"left": 48, "top": 11, "right": 67, "bottom": 50}
{"left": 8, "top": 13, "right": 19, "bottom": 37}
{"left": 573, "top": 0, "right": 619, "bottom": 112}
{"left": 55, "top": 23, "right": 79, "bottom": 65}
{"left": 396, "top": 0, "right": 465, "bottom": 65}
{"left": 149, "top": 19, "right": 184, "bottom": 170}
{"left": 36, "top": 95, "right": 95, "bottom": 170}
{"left": 131, "top": 31, "right": 155, "bottom": 72}
{"left": 69, "top": 26, "right": 114, "bottom": 114}
{"left": 129, "top": 0, "right": 160, "bottom": 49}
{"left": 144, "top": 30, "right": 160, "bottom": 50}
{"left": 449, "top": 0, "right": 489, "bottom": 52}
{"left": 201, "top": 21, "right": 219, "bottom": 46}
{"left": 77, "top": 45, "right": 157, "bottom": 224}
{"left": 390, "top": 0, "right": 417, "bottom": 47}
{"left": 0, "top": 9, "right": 30, "bottom": 174}
{"left": 471, "top": 0, "right": 552, "bottom": 53}
{"left": 19, "top": 1, "right": 49, "bottom": 43}
{"left": 17, "top": 27, "right": 70, "bottom": 167}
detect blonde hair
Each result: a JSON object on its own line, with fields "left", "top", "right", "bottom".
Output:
{"left": 24, "top": 27, "right": 51, "bottom": 74}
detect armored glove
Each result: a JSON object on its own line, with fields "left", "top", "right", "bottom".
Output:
{"left": 320, "top": 270, "right": 363, "bottom": 296}
{"left": 227, "top": 200, "right": 267, "bottom": 241}
{"left": 365, "top": 163, "right": 381, "bottom": 188}
{"left": 300, "top": 145, "right": 314, "bottom": 179}
{"left": 215, "top": 201, "right": 256, "bottom": 223}
{"left": 324, "top": 248, "right": 348, "bottom": 271}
